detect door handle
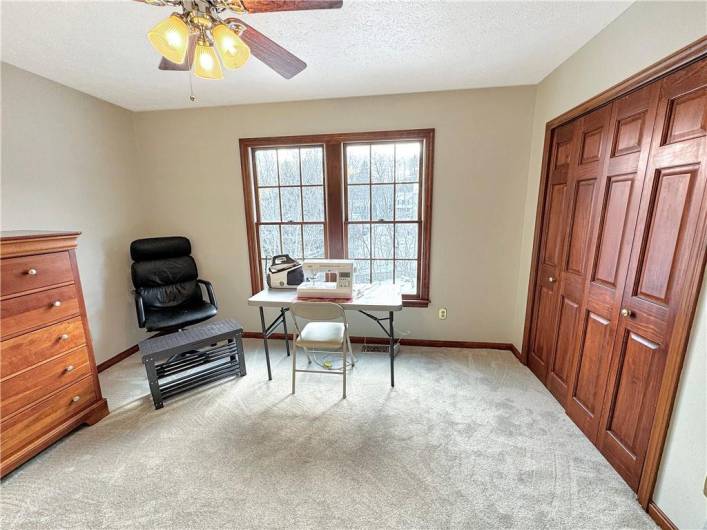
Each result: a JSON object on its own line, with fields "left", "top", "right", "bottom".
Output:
{"left": 621, "top": 308, "right": 633, "bottom": 317}
{"left": 548, "top": 276, "right": 556, "bottom": 283}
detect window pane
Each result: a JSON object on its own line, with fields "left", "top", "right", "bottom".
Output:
{"left": 371, "top": 144, "right": 394, "bottom": 183}
{"left": 372, "top": 224, "right": 394, "bottom": 258}
{"left": 258, "top": 188, "right": 280, "bottom": 222}
{"left": 259, "top": 225, "right": 281, "bottom": 259}
{"left": 301, "top": 147, "right": 323, "bottom": 185}
{"left": 354, "top": 259, "right": 370, "bottom": 284}
{"left": 395, "top": 223, "right": 418, "bottom": 259}
{"left": 371, "top": 184, "right": 394, "bottom": 221}
{"left": 280, "top": 187, "right": 302, "bottom": 222}
{"left": 348, "top": 185, "right": 370, "bottom": 221}
{"left": 278, "top": 148, "right": 300, "bottom": 185}
{"left": 395, "top": 183, "right": 419, "bottom": 220}
{"left": 255, "top": 149, "right": 278, "bottom": 186}
{"left": 372, "top": 260, "right": 394, "bottom": 284}
{"left": 302, "top": 186, "right": 324, "bottom": 221}
{"left": 348, "top": 223, "right": 371, "bottom": 258}
{"left": 303, "top": 224, "right": 325, "bottom": 258}
{"left": 346, "top": 144, "right": 370, "bottom": 183}
{"left": 281, "top": 224, "right": 302, "bottom": 258}
{"left": 396, "top": 142, "right": 421, "bottom": 182}
{"left": 395, "top": 260, "right": 418, "bottom": 294}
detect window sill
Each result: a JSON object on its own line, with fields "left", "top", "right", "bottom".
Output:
{"left": 403, "top": 299, "right": 430, "bottom": 308}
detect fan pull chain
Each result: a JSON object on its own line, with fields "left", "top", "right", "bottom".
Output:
{"left": 189, "top": 69, "right": 197, "bottom": 103}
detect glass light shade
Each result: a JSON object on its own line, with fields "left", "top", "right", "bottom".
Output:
{"left": 147, "top": 14, "right": 189, "bottom": 64}
{"left": 194, "top": 42, "right": 224, "bottom": 80}
{"left": 212, "top": 24, "right": 251, "bottom": 70}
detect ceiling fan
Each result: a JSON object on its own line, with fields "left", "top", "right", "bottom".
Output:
{"left": 135, "top": 0, "right": 343, "bottom": 80}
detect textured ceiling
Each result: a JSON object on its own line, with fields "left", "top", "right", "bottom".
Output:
{"left": 1, "top": 0, "right": 632, "bottom": 111}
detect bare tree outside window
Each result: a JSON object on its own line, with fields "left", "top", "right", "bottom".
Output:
{"left": 253, "top": 146, "right": 326, "bottom": 283}
{"left": 345, "top": 141, "right": 422, "bottom": 294}
{"left": 241, "top": 130, "right": 433, "bottom": 306}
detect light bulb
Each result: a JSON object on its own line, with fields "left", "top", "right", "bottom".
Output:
{"left": 147, "top": 14, "right": 189, "bottom": 64}
{"left": 212, "top": 24, "right": 251, "bottom": 70}
{"left": 194, "top": 41, "right": 224, "bottom": 80}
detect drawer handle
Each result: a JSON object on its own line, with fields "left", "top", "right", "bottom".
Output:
{"left": 27, "top": 268, "right": 38, "bottom": 276}
{"left": 65, "top": 365, "right": 75, "bottom": 373}
{"left": 60, "top": 334, "right": 70, "bottom": 341}
{"left": 72, "top": 395, "right": 81, "bottom": 403}
{"left": 52, "top": 300, "right": 62, "bottom": 307}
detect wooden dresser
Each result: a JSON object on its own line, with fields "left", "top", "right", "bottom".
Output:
{"left": 0, "top": 231, "right": 108, "bottom": 476}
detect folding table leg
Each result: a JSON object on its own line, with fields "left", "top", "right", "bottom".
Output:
{"left": 259, "top": 306, "right": 272, "bottom": 381}
{"left": 389, "top": 311, "right": 395, "bottom": 388}
{"left": 291, "top": 343, "right": 297, "bottom": 394}
{"left": 281, "top": 308, "right": 291, "bottom": 357}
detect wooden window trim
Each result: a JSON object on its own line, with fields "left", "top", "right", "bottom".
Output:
{"left": 239, "top": 129, "right": 434, "bottom": 308}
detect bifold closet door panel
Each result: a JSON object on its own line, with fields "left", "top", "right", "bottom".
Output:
{"left": 527, "top": 122, "right": 576, "bottom": 381}
{"left": 565, "top": 84, "right": 661, "bottom": 440}
{"left": 546, "top": 105, "right": 612, "bottom": 405}
{"left": 597, "top": 59, "right": 707, "bottom": 490}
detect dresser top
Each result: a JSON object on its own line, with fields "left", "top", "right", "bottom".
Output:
{"left": 1, "top": 231, "right": 81, "bottom": 258}
{"left": 1, "top": 230, "right": 81, "bottom": 241}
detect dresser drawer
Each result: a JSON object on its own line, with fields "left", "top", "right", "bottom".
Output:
{"left": 1, "top": 346, "right": 91, "bottom": 418}
{"left": 1, "top": 317, "right": 86, "bottom": 378}
{"left": 1, "top": 376, "right": 96, "bottom": 458}
{"left": 1, "top": 252, "right": 73, "bottom": 297}
{"left": 1, "top": 285, "right": 80, "bottom": 339}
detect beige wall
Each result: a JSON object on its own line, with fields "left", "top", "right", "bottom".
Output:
{"left": 1, "top": 63, "right": 148, "bottom": 364}
{"left": 654, "top": 270, "right": 706, "bottom": 529}
{"left": 512, "top": 0, "right": 707, "bottom": 349}
{"left": 509, "top": 2, "right": 707, "bottom": 527}
{"left": 1, "top": 2, "right": 704, "bottom": 523}
{"left": 132, "top": 86, "right": 537, "bottom": 342}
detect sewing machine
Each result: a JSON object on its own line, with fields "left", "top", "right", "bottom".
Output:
{"left": 296, "top": 259, "right": 354, "bottom": 300}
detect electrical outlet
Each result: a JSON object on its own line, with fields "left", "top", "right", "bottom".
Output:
{"left": 438, "top": 307, "right": 447, "bottom": 320}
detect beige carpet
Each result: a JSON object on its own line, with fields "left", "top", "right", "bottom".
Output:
{"left": 1, "top": 339, "right": 655, "bottom": 529}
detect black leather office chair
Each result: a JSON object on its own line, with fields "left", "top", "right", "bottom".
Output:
{"left": 130, "top": 236, "right": 218, "bottom": 332}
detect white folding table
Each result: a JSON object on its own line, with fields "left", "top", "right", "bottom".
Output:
{"left": 247, "top": 283, "right": 403, "bottom": 386}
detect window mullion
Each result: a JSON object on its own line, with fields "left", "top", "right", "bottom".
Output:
{"left": 324, "top": 142, "right": 345, "bottom": 258}
{"left": 392, "top": 143, "right": 397, "bottom": 284}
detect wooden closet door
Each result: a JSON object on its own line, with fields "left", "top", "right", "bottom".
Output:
{"left": 597, "top": 59, "right": 707, "bottom": 490}
{"left": 566, "top": 84, "right": 661, "bottom": 439}
{"left": 545, "top": 105, "right": 612, "bottom": 404}
{"left": 528, "top": 123, "right": 576, "bottom": 380}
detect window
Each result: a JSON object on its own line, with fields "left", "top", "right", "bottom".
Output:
{"left": 252, "top": 146, "right": 326, "bottom": 284}
{"left": 345, "top": 142, "right": 422, "bottom": 294}
{"left": 240, "top": 129, "right": 434, "bottom": 307}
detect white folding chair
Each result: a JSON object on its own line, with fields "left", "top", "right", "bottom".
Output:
{"left": 290, "top": 301, "right": 354, "bottom": 399}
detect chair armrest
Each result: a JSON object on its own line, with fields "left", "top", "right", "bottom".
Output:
{"left": 134, "top": 290, "right": 146, "bottom": 328}
{"left": 197, "top": 279, "right": 218, "bottom": 309}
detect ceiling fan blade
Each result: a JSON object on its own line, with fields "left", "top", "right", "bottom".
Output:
{"left": 229, "top": 18, "right": 306, "bottom": 79}
{"left": 240, "top": 0, "right": 342, "bottom": 13}
{"left": 132, "top": 0, "right": 176, "bottom": 6}
{"left": 158, "top": 34, "right": 198, "bottom": 71}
